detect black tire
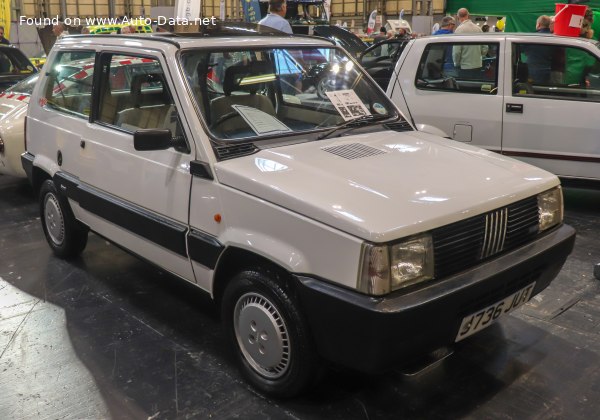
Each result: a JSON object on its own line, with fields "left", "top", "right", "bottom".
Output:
{"left": 221, "top": 268, "right": 320, "bottom": 398}
{"left": 39, "top": 179, "right": 88, "bottom": 259}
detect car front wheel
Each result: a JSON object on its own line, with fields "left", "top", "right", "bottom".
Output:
{"left": 221, "top": 268, "right": 319, "bottom": 398}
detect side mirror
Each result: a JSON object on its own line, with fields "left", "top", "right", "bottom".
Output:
{"left": 133, "top": 129, "right": 172, "bottom": 151}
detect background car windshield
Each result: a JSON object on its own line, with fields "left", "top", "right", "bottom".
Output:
{"left": 181, "top": 47, "right": 396, "bottom": 140}
{"left": 7, "top": 73, "right": 39, "bottom": 95}
{"left": 0, "top": 49, "right": 36, "bottom": 75}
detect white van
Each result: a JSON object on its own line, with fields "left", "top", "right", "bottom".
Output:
{"left": 387, "top": 33, "right": 600, "bottom": 186}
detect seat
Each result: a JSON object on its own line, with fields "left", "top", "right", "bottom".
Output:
{"left": 209, "top": 62, "right": 276, "bottom": 131}
{"left": 116, "top": 73, "right": 176, "bottom": 131}
{"left": 514, "top": 62, "right": 533, "bottom": 94}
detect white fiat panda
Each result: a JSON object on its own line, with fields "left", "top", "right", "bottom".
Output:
{"left": 23, "top": 24, "right": 575, "bottom": 397}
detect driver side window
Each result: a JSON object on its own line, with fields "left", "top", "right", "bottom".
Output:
{"left": 97, "top": 54, "right": 184, "bottom": 137}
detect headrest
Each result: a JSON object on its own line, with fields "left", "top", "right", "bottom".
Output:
{"left": 131, "top": 72, "right": 165, "bottom": 94}
{"left": 222, "top": 61, "right": 272, "bottom": 96}
{"left": 130, "top": 72, "right": 169, "bottom": 106}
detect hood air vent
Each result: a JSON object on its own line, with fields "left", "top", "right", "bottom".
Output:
{"left": 214, "top": 143, "right": 258, "bottom": 160}
{"left": 322, "top": 143, "right": 387, "bottom": 160}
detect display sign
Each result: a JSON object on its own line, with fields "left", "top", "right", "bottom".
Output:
{"left": 175, "top": 0, "right": 201, "bottom": 20}
{"left": 367, "top": 10, "right": 377, "bottom": 35}
{"left": 242, "top": 0, "right": 262, "bottom": 23}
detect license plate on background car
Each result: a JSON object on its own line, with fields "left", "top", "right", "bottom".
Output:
{"left": 455, "top": 282, "right": 536, "bottom": 342}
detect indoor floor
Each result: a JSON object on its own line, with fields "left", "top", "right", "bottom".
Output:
{"left": 1, "top": 174, "right": 599, "bottom": 419}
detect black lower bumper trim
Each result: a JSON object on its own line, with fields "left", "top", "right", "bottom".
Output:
{"left": 294, "top": 224, "right": 576, "bottom": 373}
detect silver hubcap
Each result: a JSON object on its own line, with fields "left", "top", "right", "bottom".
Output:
{"left": 234, "top": 292, "right": 290, "bottom": 378}
{"left": 44, "top": 193, "right": 65, "bottom": 246}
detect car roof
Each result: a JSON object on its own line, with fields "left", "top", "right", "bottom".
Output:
{"left": 59, "top": 34, "right": 334, "bottom": 51}
{"left": 421, "top": 32, "right": 599, "bottom": 45}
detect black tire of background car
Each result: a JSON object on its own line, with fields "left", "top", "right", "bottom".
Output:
{"left": 39, "top": 179, "right": 89, "bottom": 258}
{"left": 221, "top": 268, "right": 320, "bottom": 398}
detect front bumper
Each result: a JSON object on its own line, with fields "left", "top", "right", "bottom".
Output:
{"left": 294, "top": 224, "right": 576, "bottom": 373}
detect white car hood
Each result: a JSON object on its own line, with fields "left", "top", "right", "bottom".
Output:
{"left": 215, "top": 130, "right": 558, "bottom": 242}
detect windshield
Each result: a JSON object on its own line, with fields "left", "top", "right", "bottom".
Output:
{"left": 180, "top": 46, "right": 398, "bottom": 141}
{"left": 7, "top": 73, "right": 39, "bottom": 95}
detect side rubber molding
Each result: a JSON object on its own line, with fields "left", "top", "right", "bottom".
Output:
{"left": 51, "top": 170, "right": 224, "bottom": 265}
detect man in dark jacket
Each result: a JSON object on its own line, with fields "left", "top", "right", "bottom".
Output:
{"left": 0, "top": 26, "right": 10, "bottom": 45}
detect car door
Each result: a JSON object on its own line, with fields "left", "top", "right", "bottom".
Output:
{"left": 77, "top": 49, "right": 195, "bottom": 281}
{"left": 502, "top": 38, "right": 600, "bottom": 181}
{"left": 391, "top": 37, "right": 504, "bottom": 151}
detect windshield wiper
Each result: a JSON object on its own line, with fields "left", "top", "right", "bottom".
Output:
{"left": 317, "top": 114, "right": 391, "bottom": 140}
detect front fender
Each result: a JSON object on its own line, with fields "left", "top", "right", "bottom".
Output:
{"left": 219, "top": 227, "right": 307, "bottom": 273}
{"left": 416, "top": 123, "right": 452, "bottom": 139}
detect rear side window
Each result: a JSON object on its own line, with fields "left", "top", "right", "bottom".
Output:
{"left": 513, "top": 43, "right": 600, "bottom": 102}
{"left": 42, "top": 51, "right": 96, "bottom": 118}
{"left": 415, "top": 42, "right": 499, "bottom": 95}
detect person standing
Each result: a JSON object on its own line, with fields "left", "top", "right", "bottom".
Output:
{"left": 0, "top": 26, "right": 10, "bottom": 45}
{"left": 434, "top": 17, "right": 457, "bottom": 76}
{"left": 258, "top": 0, "right": 293, "bottom": 34}
{"left": 52, "top": 21, "right": 70, "bottom": 39}
{"left": 454, "top": 8, "right": 481, "bottom": 34}
{"left": 433, "top": 16, "right": 456, "bottom": 35}
{"left": 520, "top": 16, "right": 553, "bottom": 84}
{"left": 536, "top": 15, "right": 551, "bottom": 33}
{"left": 452, "top": 8, "right": 487, "bottom": 79}
{"left": 373, "top": 27, "right": 387, "bottom": 42}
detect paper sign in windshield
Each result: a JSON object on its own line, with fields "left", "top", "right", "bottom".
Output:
{"left": 325, "top": 90, "right": 371, "bottom": 121}
{"left": 231, "top": 105, "right": 292, "bottom": 136}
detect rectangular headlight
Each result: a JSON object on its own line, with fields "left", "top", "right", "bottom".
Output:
{"left": 390, "top": 234, "right": 434, "bottom": 289}
{"left": 538, "top": 187, "right": 563, "bottom": 232}
{"left": 358, "top": 234, "right": 434, "bottom": 296}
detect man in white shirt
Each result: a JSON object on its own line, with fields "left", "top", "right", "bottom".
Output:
{"left": 258, "top": 0, "right": 293, "bottom": 34}
{"left": 452, "top": 8, "right": 488, "bottom": 79}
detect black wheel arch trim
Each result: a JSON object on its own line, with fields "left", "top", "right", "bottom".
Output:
{"left": 20, "top": 152, "right": 34, "bottom": 182}
{"left": 188, "top": 229, "right": 224, "bottom": 269}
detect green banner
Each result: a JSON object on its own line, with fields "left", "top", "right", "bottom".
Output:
{"left": 446, "top": 0, "right": 600, "bottom": 16}
{"left": 446, "top": 1, "right": 600, "bottom": 36}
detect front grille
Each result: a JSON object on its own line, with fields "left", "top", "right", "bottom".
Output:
{"left": 432, "top": 196, "right": 539, "bottom": 279}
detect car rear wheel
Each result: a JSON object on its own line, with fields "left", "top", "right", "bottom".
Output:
{"left": 40, "top": 179, "right": 88, "bottom": 258}
{"left": 221, "top": 268, "right": 319, "bottom": 398}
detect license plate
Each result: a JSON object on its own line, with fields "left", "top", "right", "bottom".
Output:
{"left": 455, "top": 282, "right": 536, "bottom": 342}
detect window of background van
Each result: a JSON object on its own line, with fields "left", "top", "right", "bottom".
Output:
{"left": 513, "top": 43, "right": 600, "bottom": 102}
{"left": 42, "top": 50, "right": 96, "bottom": 118}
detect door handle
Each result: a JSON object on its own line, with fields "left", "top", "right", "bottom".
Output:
{"left": 506, "top": 103, "right": 523, "bottom": 113}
